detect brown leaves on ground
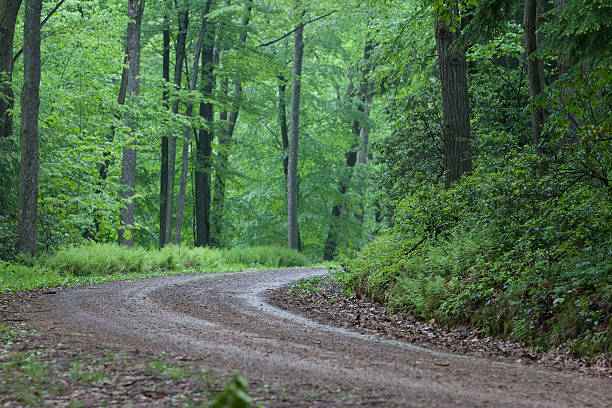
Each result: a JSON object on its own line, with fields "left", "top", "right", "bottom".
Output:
{"left": 268, "top": 278, "right": 611, "bottom": 378}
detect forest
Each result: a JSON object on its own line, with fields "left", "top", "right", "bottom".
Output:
{"left": 1, "top": 0, "right": 611, "bottom": 360}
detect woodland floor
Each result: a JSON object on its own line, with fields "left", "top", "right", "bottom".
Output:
{"left": 0, "top": 268, "right": 610, "bottom": 407}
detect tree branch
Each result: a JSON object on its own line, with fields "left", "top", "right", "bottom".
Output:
{"left": 13, "top": 0, "right": 67, "bottom": 63}
{"left": 259, "top": 9, "right": 338, "bottom": 47}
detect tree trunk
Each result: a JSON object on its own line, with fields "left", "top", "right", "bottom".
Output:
{"left": 118, "top": 0, "right": 146, "bottom": 247}
{"left": 323, "top": 80, "right": 360, "bottom": 260}
{"left": 211, "top": 1, "right": 251, "bottom": 247}
{"left": 323, "top": 145, "right": 358, "bottom": 261}
{"left": 523, "top": 0, "right": 545, "bottom": 156}
{"left": 287, "top": 4, "right": 304, "bottom": 251}
{"left": 194, "top": 20, "right": 215, "bottom": 248}
{"left": 553, "top": 0, "right": 577, "bottom": 143}
{"left": 17, "top": 0, "right": 42, "bottom": 257}
{"left": 159, "top": 15, "right": 170, "bottom": 249}
{"left": 173, "top": 0, "right": 212, "bottom": 244}
{"left": 356, "top": 39, "right": 373, "bottom": 224}
{"left": 434, "top": 2, "right": 472, "bottom": 188}
{"left": 163, "top": 6, "right": 189, "bottom": 245}
{"left": 0, "top": 0, "right": 22, "bottom": 140}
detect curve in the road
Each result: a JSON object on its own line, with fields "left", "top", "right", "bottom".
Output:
{"left": 30, "top": 268, "right": 611, "bottom": 407}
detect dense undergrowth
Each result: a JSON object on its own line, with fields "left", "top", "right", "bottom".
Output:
{"left": 342, "top": 158, "right": 611, "bottom": 356}
{"left": 0, "top": 244, "right": 309, "bottom": 293}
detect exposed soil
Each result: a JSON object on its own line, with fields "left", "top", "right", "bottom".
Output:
{"left": 1, "top": 268, "right": 611, "bottom": 407}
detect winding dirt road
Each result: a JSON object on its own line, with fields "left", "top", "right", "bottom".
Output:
{"left": 28, "top": 268, "right": 610, "bottom": 407}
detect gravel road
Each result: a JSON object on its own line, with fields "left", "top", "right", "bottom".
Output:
{"left": 28, "top": 268, "right": 611, "bottom": 407}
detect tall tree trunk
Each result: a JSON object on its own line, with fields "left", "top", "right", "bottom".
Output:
{"left": 523, "top": 0, "right": 545, "bottom": 156}
{"left": 323, "top": 143, "right": 358, "bottom": 261}
{"left": 164, "top": 6, "right": 189, "bottom": 245}
{"left": 0, "top": 0, "right": 22, "bottom": 140}
{"left": 194, "top": 18, "right": 215, "bottom": 248}
{"left": 159, "top": 15, "right": 170, "bottom": 249}
{"left": 553, "top": 0, "right": 577, "bottom": 143}
{"left": 17, "top": 0, "right": 42, "bottom": 256}
{"left": 287, "top": 3, "right": 304, "bottom": 251}
{"left": 118, "top": 0, "right": 146, "bottom": 247}
{"left": 279, "top": 75, "right": 289, "bottom": 179}
{"left": 211, "top": 1, "right": 251, "bottom": 247}
{"left": 434, "top": 2, "right": 473, "bottom": 188}
{"left": 356, "top": 39, "right": 373, "bottom": 224}
{"left": 174, "top": 0, "right": 212, "bottom": 244}
{"left": 279, "top": 75, "right": 303, "bottom": 251}
{"left": 323, "top": 80, "right": 360, "bottom": 260}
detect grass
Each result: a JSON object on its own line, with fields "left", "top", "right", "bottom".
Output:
{"left": 0, "top": 243, "right": 310, "bottom": 294}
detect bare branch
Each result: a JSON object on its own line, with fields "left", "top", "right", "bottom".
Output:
{"left": 259, "top": 9, "right": 338, "bottom": 47}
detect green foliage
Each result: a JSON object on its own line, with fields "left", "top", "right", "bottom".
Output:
{"left": 211, "top": 374, "right": 253, "bottom": 408}
{"left": 344, "top": 157, "right": 612, "bottom": 354}
{"left": 344, "top": 0, "right": 611, "bottom": 356}
{"left": 0, "top": 244, "right": 309, "bottom": 293}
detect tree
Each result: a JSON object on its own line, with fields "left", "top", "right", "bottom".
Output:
{"left": 174, "top": 0, "right": 213, "bottom": 245}
{"left": 118, "top": 0, "right": 146, "bottom": 247}
{"left": 159, "top": 7, "right": 171, "bottom": 248}
{"left": 194, "top": 3, "right": 216, "bottom": 248}
{"left": 523, "top": 0, "right": 544, "bottom": 156}
{"left": 434, "top": 1, "right": 472, "bottom": 187}
{"left": 0, "top": 0, "right": 23, "bottom": 140}
{"left": 163, "top": 2, "right": 189, "bottom": 245}
{"left": 287, "top": 1, "right": 304, "bottom": 251}
{"left": 17, "top": 0, "right": 42, "bottom": 256}
{"left": 211, "top": 0, "right": 252, "bottom": 247}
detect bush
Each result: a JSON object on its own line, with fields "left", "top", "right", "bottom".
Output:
{"left": 343, "top": 157, "right": 612, "bottom": 355}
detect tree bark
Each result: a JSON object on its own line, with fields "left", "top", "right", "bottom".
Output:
{"left": 118, "top": 0, "right": 146, "bottom": 247}
{"left": 523, "top": 0, "right": 545, "bottom": 156}
{"left": 287, "top": 4, "right": 304, "bottom": 251}
{"left": 211, "top": 1, "right": 251, "bottom": 247}
{"left": 279, "top": 75, "right": 290, "bottom": 179}
{"left": 434, "top": 1, "right": 473, "bottom": 188}
{"left": 323, "top": 80, "right": 360, "bottom": 260}
{"left": 164, "top": 5, "right": 189, "bottom": 245}
{"left": 174, "top": 0, "right": 212, "bottom": 245}
{"left": 0, "top": 0, "right": 23, "bottom": 140}
{"left": 323, "top": 145, "right": 358, "bottom": 261}
{"left": 17, "top": 0, "right": 42, "bottom": 256}
{"left": 159, "top": 14, "right": 170, "bottom": 249}
{"left": 355, "top": 39, "right": 373, "bottom": 224}
{"left": 194, "top": 18, "right": 215, "bottom": 248}
{"left": 553, "top": 0, "right": 577, "bottom": 143}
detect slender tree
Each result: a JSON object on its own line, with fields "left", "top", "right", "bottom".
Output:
{"left": 287, "top": 2, "right": 304, "bottom": 251}
{"left": 524, "top": 0, "right": 545, "bottom": 156}
{"left": 0, "top": 0, "right": 23, "bottom": 140}
{"left": 323, "top": 79, "right": 361, "bottom": 260}
{"left": 163, "top": 4, "right": 189, "bottom": 245}
{"left": 17, "top": 0, "right": 42, "bottom": 256}
{"left": 117, "top": 0, "right": 146, "bottom": 247}
{"left": 434, "top": 1, "right": 472, "bottom": 187}
{"left": 195, "top": 11, "right": 216, "bottom": 247}
{"left": 211, "top": 0, "right": 252, "bottom": 247}
{"left": 356, "top": 38, "right": 373, "bottom": 224}
{"left": 159, "top": 9, "right": 171, "bottom": 248}
{"left": 174, "top": 0, "right": 213, "bottom": 244}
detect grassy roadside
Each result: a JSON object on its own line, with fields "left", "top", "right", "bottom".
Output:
{"left": 0, "top": 243, "right": 319, "bottom": 407}
{"left": 0, "top": 244, "right": 311, "bottom": 294}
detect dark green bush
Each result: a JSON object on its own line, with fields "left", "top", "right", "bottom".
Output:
{"left": 344, "top": 157, "right": 611, "bottom": 355}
